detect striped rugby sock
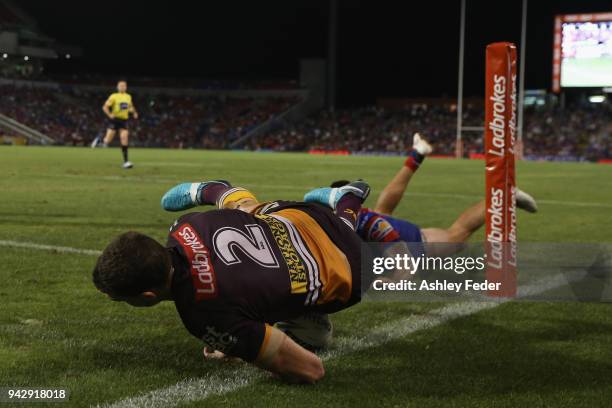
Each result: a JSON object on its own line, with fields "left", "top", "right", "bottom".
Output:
{"left": 404, "top": 149, "right": 425, "bottom": 172}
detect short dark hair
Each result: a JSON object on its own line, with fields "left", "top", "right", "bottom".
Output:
{"left": 93, "top": 232, "right": 170, "bottom": 297}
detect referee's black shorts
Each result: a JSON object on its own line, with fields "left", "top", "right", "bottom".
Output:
{"left": 107, "top": 118, "right": 128, "bottom": 131}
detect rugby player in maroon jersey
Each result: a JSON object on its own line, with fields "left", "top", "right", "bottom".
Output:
{"left": 93, "top": 180, "right": 369, "bottom": 383}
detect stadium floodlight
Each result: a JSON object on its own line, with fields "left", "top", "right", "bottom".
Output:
{"left": 24, "top": 56, "right": 29, "bottom": 61}
{"left": 2, "top": 53, "right": 7, "bottom": 59}
{"left": 588, "top": 95, "right": 606, "bottom": 103}
{"left": 65, "top": 54, "right": 71, "bottom": 59}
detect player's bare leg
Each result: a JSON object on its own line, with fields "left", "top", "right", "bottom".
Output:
{"left": 422, "top": 199, "right": 485, "bottom": 244}
{"left": 119, "top": 129, "right": 133, "bottom": 169}
{"left": 421, "top": 189, "right": 537, "bottom": 255}
{"left": 374, "top": 167, "right": 416, "bottom": 215}
{"left": 91, "top": 129, "right": 111, "bottom": 148}
{"left": 103, "top": 128, "right": 115, "bottom": 146}
{"left": 374, "top": 133, "right": 432, "bottom": 215}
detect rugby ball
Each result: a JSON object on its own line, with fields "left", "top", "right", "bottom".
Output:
{"left": 275, "top": 312, "right": 333, "bottom": 351}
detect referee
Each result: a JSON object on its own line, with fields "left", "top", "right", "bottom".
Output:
{"left": 93, "top": 80, "right": 138, "bottom": 169}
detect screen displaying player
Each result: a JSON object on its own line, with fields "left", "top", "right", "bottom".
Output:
{"left": 560, "top": 20, "right": 612, "bottom": 87}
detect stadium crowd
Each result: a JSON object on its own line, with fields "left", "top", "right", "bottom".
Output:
{"left": 522, "top": 104, "right": 611, "bottom": 161}
{"left": 252, "top": 102, "right": 611, "bottom": 161}
{"left": 0, "top": 84, "right": 298, "bottom": 148}
{"left": 251, "top": 104, "right": 475, "bottom": 155}
{"left": 0, "top": 82, "right": 610, "bottom": 161}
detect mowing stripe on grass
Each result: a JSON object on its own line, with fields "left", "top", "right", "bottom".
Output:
{"left": 36, "top": 174, "right": 612, "bottom": 209}
{"left": 0, "top": 240, "right": 101, "bottom": 256}
{"left": 402, "top": 192, "right": 612, "bottom": 209}
{"left": 98, "top": 272, "right": 582, "bottom": 408}
{"left": 254, "top": 187, "right": 612, "bottom": 209}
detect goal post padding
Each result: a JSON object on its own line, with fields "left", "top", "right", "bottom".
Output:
{"left": 484, "top": 42, "right": 517, "bottom": 297}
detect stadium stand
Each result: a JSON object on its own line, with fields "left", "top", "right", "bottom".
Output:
{"left": 522, "top": 104, "right": 612, "bottom": 161}
{"left": 251, "top": 104, "right": 476, "bottom": 155}
{"left": 0, "top": 78, "right": 609, "bottom": 161}
{"left": 0, "top": 83, "right": 300, "bottom": 147}
{"left": 252, "top": 102, "right": 611, "bottom": 161}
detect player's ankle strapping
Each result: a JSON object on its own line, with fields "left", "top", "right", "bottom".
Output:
{"left": 216, "top": 188, "right": 257, "bottom": 209}
{"left": 198, "top": 182, "right": 257, "bottom": 208}
{"left": 404, "top": 149, "right": 425, "bottom": 171}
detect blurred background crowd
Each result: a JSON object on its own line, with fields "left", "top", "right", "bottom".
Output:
{"left": 1, "top": 83, "right": 610, "bottom": 161}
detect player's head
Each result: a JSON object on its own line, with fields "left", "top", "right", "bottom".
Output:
{"left": 93, "top": 231, "right": 171, "bottom": 307}
{"left": 117, "top": 80, "right": 127, "bottom": 93}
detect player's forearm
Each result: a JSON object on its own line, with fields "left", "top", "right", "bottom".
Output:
{"left": 102, "top": 106, "right": 112, "bottom": 117}
{"left": 271, "top": 355, "right": 325, "bottom": 384}
{"left": 269, "top": 355, "right": 325, "bottom": 384}
{"left": 256, "top": 332, "right": 325, "bottom": 384}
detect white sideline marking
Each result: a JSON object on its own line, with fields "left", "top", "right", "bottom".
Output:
{"left": 0, "top": 243, "right": 587, "bottom": 406}
{"left": 97, "top": 272, "right": 580, "bottom": 408}
{"left": 0, "top": 240, "right": 101, "bottom": 256}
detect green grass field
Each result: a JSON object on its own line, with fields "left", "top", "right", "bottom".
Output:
{"left": 1, "top": 146, "right": 612, "bottom": 407}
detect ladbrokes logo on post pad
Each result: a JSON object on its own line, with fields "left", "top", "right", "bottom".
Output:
{"left": 172, "top": 223, "right": 217, "bottom": 301}
{"left": 484, "top": 42, "right": 518, "bottom": 297}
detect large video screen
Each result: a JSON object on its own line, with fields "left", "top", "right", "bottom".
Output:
{"left": 553, "top": 13, "right": 612, "bottom": 91}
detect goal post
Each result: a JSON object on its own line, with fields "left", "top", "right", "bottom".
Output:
{"left": 484, "top": 42, "right": 518, "bottom": 298}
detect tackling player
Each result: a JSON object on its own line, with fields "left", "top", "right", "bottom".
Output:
{"left": 305, "top": 133, "right": 537, "bottom": 256}
{"left": 93, "top": 179, "right": 370, "bottom": 383}
{"left": 91, "top": 80, "right": 138, "bottom": 169}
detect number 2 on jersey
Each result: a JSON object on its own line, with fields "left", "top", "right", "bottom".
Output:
{"left": 213, "top": 224, "right": 279, "bottom": 268}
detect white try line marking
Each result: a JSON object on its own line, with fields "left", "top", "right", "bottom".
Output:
{"left": 0, "top": 240, "right": 101, "bottom": 256}
{"left": 96, "top": 271, "right": 582, "bottom": 408}
{"left": 0, "top": 239, "right": 585, "bottom": 407}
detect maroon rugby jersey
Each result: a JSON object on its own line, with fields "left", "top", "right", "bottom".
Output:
{"left": 167, "top": 201, "right": 362, "bottom": 361}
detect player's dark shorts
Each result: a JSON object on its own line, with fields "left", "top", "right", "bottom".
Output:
{"left": 107, "top": 118, "right": 128, "bottom": 130}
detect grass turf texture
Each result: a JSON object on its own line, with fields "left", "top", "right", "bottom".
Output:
{"left": 1, "top": 146, "right": 611, "bottom": 407}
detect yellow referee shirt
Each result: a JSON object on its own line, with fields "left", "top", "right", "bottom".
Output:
{"left": 105, "top": 92, "right": 133, "bottom": 120}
